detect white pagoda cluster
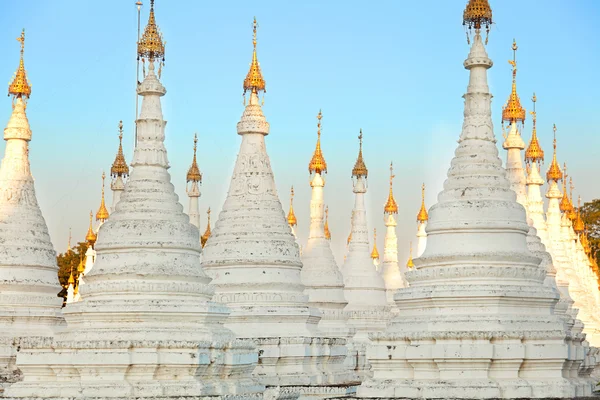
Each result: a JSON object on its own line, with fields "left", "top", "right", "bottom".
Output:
{"left": 1, "top": 0, "right": 599, "bottom": 399}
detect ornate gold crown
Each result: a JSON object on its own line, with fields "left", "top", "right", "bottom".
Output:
{"left": 137, "top": 0, "right": 165, "bottom": 62}
{"left": 243, "top": 17, "right": 266, "bottom": 94}
{"left": 546, "top": 125, "right": 563, "bottom": 183}
{"left": 186, "top": 134, "right": 202, "bottom": 183}
{"left": 463, "top": 0, "right": 493, "bottom": 30}
{"left": 502, "top": 40, "right": 526, "bottom": 123}
{"left": 384, "top": 162, "right": 398, "bottom": 214}
{"left": 111, "top": 121, "right": 130, "bottom": 178}
{"left": 309, "top": 110, "right": 327, "bottom": 174}
{"left": 352, "top": 130, "right": 368, "bottom": 178}
{"left": 525, "top": 94, "right": 544, "bottom": 164}
{"left": 8, "top": 29, "right": 32, "bottom": 99}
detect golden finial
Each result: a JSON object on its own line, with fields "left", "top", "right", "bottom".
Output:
{"left": 406, "top": 242, "right": 415, "bottom": 269}
{"left": 502, "top": 40, "right": 526, "bottom": 124}
{"left": 186, "top": 133, "right": 202, "bottom": 183}
{"left": 85, "top": 210, "right": 97, "bottom": 246}
{"left": 559, "top": 163, "right": 573, "bottom": 214}
{"left": 546, "top": 124, "right": 563, "bottom": 183}
{"left": 243, "top": 17, "right": 266, "bottom": 95}
{"left": 8, "top": 29, "right": 32, "bottom": 100}
{"left": 417, "top": 183, "right": 429, "bottom": 223}
{"left": 573, "top": 196, "right": 585, "bottom": 234}
{"left": 68, "top": 268, "right": 75, "bottom": 285}
{"left": 566, "top": 177, "right": 576, "bottom": 221}
{"left": 309, "top": 110, "right": 327, "bottom": 174}
{"left": 201, "top": 208, "right": 212, "bottom": 248}
{"left": 324, "top": 205, "right": 331, "bottom": 240}
{"left": 137, "top": 0, "right": 165, "bottom": 63}
{"left": 581, "top": 231, "right": 591, "bottom": 255}
{"left": 111, "top": 121, "right": 130, "bottom": 178}
{"left": 96, "top": 172, "right": 110, "bottom": 222}
{"left": 351, "top": 129, "right": 368, "bottom": 178}
{"left": 371, "top": 228, "right": 379, "bottom": 260}
{"left": 77, "top": 253, "right": 85, "bottom": 274}
{"left": 525, "top": 93, "right": 544, "bottom": 165}
{"left": 384, "top": 162, "right": 399, "bottom": 214}
{"left": 463, "top": 0, "right": 492, "bottom": 44}
{"left": 287, "top": 186, "right": 297, "bottom": 227}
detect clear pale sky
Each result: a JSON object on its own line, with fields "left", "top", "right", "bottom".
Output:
{"left": 1, "top": 1, "right": 599, "bottom": 266}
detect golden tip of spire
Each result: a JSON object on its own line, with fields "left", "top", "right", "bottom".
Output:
{"left": 417, "top": 183, "right": 429, "bottom": 223}
{"left": 370, "top": 228, "right": 379, "bottom": 260}
{"left": 384, "top": 161, "right": 398, "bottom": 214}
{"left": 96, "top": 171, "right": 110, "bottom": 222}
{"left": 525, "top": 94, "right": 544, "bottom": 165}
{"left": 352, "top": 129, "right": 368, "bottom": 178}
{"left": 8, "top": 28, "right": 32, "bottom": 99}
{"left": 243, "top": 17, "right": 266, "bottom": 95}
{"left": 463, "top": 0, "right": 493, "bottom": 34}
{"left": 502, "top": 39, "right": 525, "bottom": 124}
{"left": 111, "top": 120, "right": 130, "bottom": 178}
{"left": 287, "top": 186, "right": 297, "bottom": 227}
{"left": 309, "top": 110, "right": 327, "bottom": 174}
{"left": 137, "top": 0, "right": 165, "bottom": 62}
{"left": 546, "top": 124, "right": 562, "bottom": 182}
{"left": 186, "top": 133, "right": 202, "bottom": 183}
{"left": 406, "top": 241, "right": 415, "bottom": 268}
{"left": 201, "top": 207, "right": 212, "bottom": 248}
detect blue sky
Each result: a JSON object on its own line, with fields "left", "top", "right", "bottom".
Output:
{"left": 1, "top": 0, "right": 599, "bottom": 265}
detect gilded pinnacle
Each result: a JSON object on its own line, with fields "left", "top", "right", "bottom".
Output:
{"left": 287, "top": 186, "right": 297, "bottom": 227}
{"left": 8, "top": 29, "right": 32, "bottom": 99}
{"left": 384, "top": 162, "right": 398, "bottom": 214}
{"left": 111, "top": 121, "right": 130, "bottom": 178}
{"left": 351, "top": 129, "right": 368, "bottom": 178}
{"left": 137, "top": 0, "right": 165, "bottom": 62}
{"left": 502, "top": 39, "right": 526, "bottom": 124}
{"left": 525, "top": 93, "right": 544, "bottom": 164}
{"left": 417, "top": 183, "right": 428, "bottom": 223}
{"left": 371, "top": 228, "right": 379, "bottom": 260}
{"left": 96, "top": 172, "right": 110, "bottom": 222}
{"left": 546, "top": 124, "right": 563, "bottom": 183}
{"left": 186, "top": 133, "right": 202, "bottom": 183}
{"left": 243, "top": 17, "right": 266, "bottom": 94}
{"left": 559, "top": 163, "right": 573, "bottom": 214}
{"left": 573, "top": 196, "right": 585, "bottom": 234}
{"left": 309, "top": 110, "right": 327, "bottom": 174}
{"left": 406, "top": 242, "right": 415, "bottom": 269}
{"left": 201, "top": 208, "right": 212, "bottom": 248}
{"left": 85, "top": 210, "right": 97, "bottom": 246}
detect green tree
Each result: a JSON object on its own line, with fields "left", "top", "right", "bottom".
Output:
{"left": 581, "top": 199, "right": 600, "bottom": 261}
{"left": 56, "top": 241, "right": 88, "bottom": 305}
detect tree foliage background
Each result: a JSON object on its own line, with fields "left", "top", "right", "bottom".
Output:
{"left": 56, "top": 241, "right": 87, "bottom": 304}
{"left": 581, "top": 199, "right": 600, "bottom": 261}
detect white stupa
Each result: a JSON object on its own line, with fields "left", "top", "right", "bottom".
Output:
{"left": 110, "top": 120, "right": 129, "bottom": 211}
{"left": 358, "top": 1, "right": 581, "bottom": 397}
{"left": 301, "top": 111, "right": 354, "bottom": 339}
{"left": 415, "top": 184, "right": 428, "bottom": 257}
{"left": 0, "top": 30, "right": 64, "bottom": 390}
{"left": 380, "top": 162, "right": 407, "bottom": 304}
{"left": 201, "top": 18, "right": 356, "bottom": 397}
{"left": 186, "top": 133, "right": 202, "bottom": 230}
{"left": 6, "top": 3, "right": 262, "bottom": 398}
{"left": 341, "top": 131, "right": 389, "bottom": 341}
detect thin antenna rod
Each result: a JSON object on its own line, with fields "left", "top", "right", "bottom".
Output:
{"left": 135, "top": 1, "right": 143, "bottom": 150}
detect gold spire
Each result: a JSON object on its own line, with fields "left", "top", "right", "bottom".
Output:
{"left": 201, "top": 208, "right": 212, "bottom": 248}
{"left": 371, "top": 228, "right": 379, "bottom": 260}
{"left": 502, "top": 40, "right": 526, "bottom": 124}
{"left": 567, "top": 177, "right": 576, "bottom": 221}
{"left": 68, "top": 269, "right": 74, "bottom": 285}
{"left": 243, "top": 17, "right": 266, "bottom": 95}
{"left": 186, "top": 133, "right": 202, "bottom": 183}
{"left": 525, "top": 93, "right": 544, "bottom": 165}
{"left": 324, "top": 205, "right": 331, "bottom": 240}
{"left": 406, "top": 242, "right": 415, "bottom": 269}
{"left": 546, "top": 124, "right": 563, "bottom": 183}
{"left": 85, "top": 211, "right": 97, "bottom": 246}
{"left": 559, "top": 163, "right": 573, "bottom": 214}
{"left": 384, "top": 162, "right": 399, "bottom": 214}
{"left": 287, "top": 186, "right": 297, "bottom": 227}
{"left": 351, "top": 130, "right": 368, "bottom": 178}
{"left": 137, "top": 0, "right": 165, "bottom": 62}
{"left": 573, "top": 196, "right": 585, "bottom": 234}
{"left": 581, "top": 232, "right": 591, "bottom": 255}
{"left": 96, "top": 172, "right": 110, "bottom": 222}
{"left": 8, "top": 29, "right": 32, "bottom": 100}
{"left": 417, "top": 183, "right": 429, "bottom": 223}
{"left": 111, "top": 121, "right": 129, "bottom": 178}
{"left": 463, "top": 0, "right": 492, "bottom": 44}
{"left": 309, "top": 110, "right": 327, "bottom": 174}
{"left": 77, "top": 253, "right": 85, "bottom": 274}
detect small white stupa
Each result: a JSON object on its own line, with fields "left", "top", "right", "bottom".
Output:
{"left": 358, "top": 1, "right": 582, "bottom": 397}
{"left": 6, "top": 3, "right": 262, "bottom": 398}
{"left": 341, "top": 131, "right": 389, "bottom": 341}
{"left": 380, "top": 162, "right": 407, "bottom": 304}
{"left": 301, "top": 110, "right": 354, "bottom": 339}
{"left": 0, "top": 30, "right": 64, "bottom": 389}
{"left": 110, "top": 120, "right": 129, "bottom": 211}
{"left": 416, "top": 184, "right": 428, "bottom": 257}
{"left": 201, "top": 18, "right": 356, "bottom": 398}
{"left": 186, "top": 133, "right": 202, "bottom": 230}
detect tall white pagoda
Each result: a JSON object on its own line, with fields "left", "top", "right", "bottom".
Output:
{"left": 186, "top": 133, "right": 202, "bottom": 230}
{"left": 110, "top": 120, "right": 129, "bottom": 211}
{"left": 201, "top": 18, "right": 357, "bottom": 398}
{"left": 380, "top": 162, "right": 407, "bottom": 304}
{"left": 0, "top": 30, "right": 64, "bottom": 389}
{"left": 358, "top": 0, "right": 584, "bottom": 397}
{"left": 5, "top": 3, "right": 263, "bottom": 398}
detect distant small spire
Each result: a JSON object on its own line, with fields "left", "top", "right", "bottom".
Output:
{"left": 85, "top": 210, "right": 97, "bottom": 247}
{"left": 111, "top": 121, "right": 129, "bottom": 178}
{"left": 243, "top": 17, "right": 266, "bottom": 95}
{"left": 384, "top": 162, "right": 398, "bottom": 214}
{"left": 370, "top": 228, "right": 379, "bottom": 260}
{"left": 308, "top": 110, "right": 327, "bottom": 174}
{"left": 351, "top": 130, "right": 368, "bottom": 178}
{"left": 525, "top": 93, "right": 544, "bottom": 166}
{"left": 417, "top": 183, "right": 429, "bottom": 223}
{"left": 324, "top": 205, "right": 331, "bottom": 240}
{"left": 406, "top": 242, "right": 415, "bottom": 269}
{"left": 96, "top": 172, "right": 110, "bottom": 222}
{"left": 8, "top": 29, "right": 32, "bottom": 100}
{"left": 201, "top": 208, "right": 212, "bottom": 248}
{"left": 573, "top": 196, "right": 585, "bottom": 234}
{"left": 287, "top": 186, "right": 297, "bottom": 227}
{"left": 546, "top": 124, "right": 563, "bottom": 183}
{"left": 186, "top": 133, "right": 202, "bottom": 183}
{"left": 502, "top": 39, "right": 526, "bottom": 125}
